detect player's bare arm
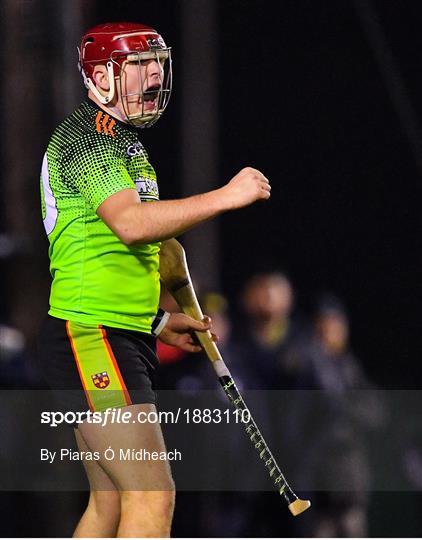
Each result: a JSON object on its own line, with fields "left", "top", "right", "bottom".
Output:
{"left": 97, "top": 167, "right": 271, "bottom": 245}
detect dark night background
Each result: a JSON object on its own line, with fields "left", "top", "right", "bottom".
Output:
{"left": 0, "top": 0, "right": 421, "bottom": 537}
{"left": 219, "top": 0, "right": 422, "bottom": 390}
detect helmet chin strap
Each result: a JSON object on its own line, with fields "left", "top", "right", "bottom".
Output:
{"left": 84, "top": 61, "right": 116, "bottom": 105}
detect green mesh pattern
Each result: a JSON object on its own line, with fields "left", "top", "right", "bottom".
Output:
{"left": 40, "top": 101, "right": 161, "bottom": 333}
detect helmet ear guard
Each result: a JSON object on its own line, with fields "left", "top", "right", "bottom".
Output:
{"left": 78, "top": 56, "right": 116, "bottom": 105}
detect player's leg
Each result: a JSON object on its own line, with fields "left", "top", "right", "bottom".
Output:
{"left": 39, "top": 318, "right": 174, "bottom": 536}
{"left": 77, "top": 403, "right": 175, "bottom": 538}
{"left": 73, "top": 428, "right": 121, "bottom": 538}
{"left": 37, "top": 315, "right": 121, "bottom": 536}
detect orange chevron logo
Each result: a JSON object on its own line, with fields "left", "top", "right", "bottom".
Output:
{"left": 95, "top": 111, "right": 116, "bottom": 138}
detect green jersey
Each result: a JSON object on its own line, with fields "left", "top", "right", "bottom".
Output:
{"left": 40, "top": 100, "right": 161, "bottom": 333}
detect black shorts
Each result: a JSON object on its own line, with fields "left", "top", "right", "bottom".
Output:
{"left": 37, "top": 315, "right": 159, "bottom": 414}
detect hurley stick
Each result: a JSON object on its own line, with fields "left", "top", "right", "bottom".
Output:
{"left": 159, "top": 238, "right": 311, "bottom": 516}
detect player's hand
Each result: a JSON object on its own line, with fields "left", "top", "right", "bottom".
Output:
{"left": 221, "top": 167, "right": 271, "bottom": 209}
{"left": 158, "top": 313, "right": 217, "bottom": 352}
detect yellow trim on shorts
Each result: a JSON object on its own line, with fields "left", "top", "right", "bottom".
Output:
{"left": 66, "top": 321, "right": 132, "bottom": 412}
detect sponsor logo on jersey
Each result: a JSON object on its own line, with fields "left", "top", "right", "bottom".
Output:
{"left": 91, "top": 371, "right": 110, "bottom": 389}
{"left": 135, "top": 177, "right": 159, "bottom": 200}
{"left": 127, "top": 141, "right": 148, "bottom": 159}
{"left": 95, "top": 111, "right": 116, "bottom": 138}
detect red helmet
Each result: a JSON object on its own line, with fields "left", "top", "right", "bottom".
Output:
{"left": 78, "top": 22, "right": 172, "bottom": 128}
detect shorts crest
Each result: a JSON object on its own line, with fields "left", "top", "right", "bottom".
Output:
{"left": 91, "top": 371, "right": 110, "bottom": 389}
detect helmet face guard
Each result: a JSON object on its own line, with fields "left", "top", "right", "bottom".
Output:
{"left": 78, "top": 22, "right": 172, "bottom": 128}
{"left": 113, "top": 48, "right": 172, "bottom": 128}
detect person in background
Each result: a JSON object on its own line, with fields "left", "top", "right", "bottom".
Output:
{"left": 291, "top": 294, "right": 386, "bottom": 538}
{"left": 229, "top": 271, "right": 309, "bottom": 389}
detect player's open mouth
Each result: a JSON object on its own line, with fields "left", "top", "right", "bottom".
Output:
{"left": 142, "top": 85, "right": 160, "bottom": 111}
{"left": 143, "top": 85, "right": 160, "bottom": 102}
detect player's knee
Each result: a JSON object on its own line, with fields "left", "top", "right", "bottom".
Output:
{"left": 88, "top": 490, "right": 121, "bottom": 521}
{"left": 121, "top": 488, "right": 175, "bottom": 518}
{"left": 151, "top": 489, "right": 175, "bottom": 520}
{"left": 160, "top": 488, "right": 175, "bottom": 518}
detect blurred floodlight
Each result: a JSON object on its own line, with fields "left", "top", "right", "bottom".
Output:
{"left": 0, "top": 325, "right": 26, "bottom": 360}
{"left": 0, "top": 234, "right": 15, "bottom": 258}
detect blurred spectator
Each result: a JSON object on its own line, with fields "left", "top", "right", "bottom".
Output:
{"left": 289, "top": 294, "right": 386, "bottom": 538}
{"left": 300, "top": 295, "right": 372, "bottom": 391}
{"left": 229, "top": 271, "right": 309, "bottom": 390}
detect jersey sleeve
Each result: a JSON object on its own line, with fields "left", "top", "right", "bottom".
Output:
{"left": 64, "top": 134, "right": 135, "bottom": 210}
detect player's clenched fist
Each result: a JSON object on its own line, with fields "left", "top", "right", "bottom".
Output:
{"left": 221, "top": 167, "right": 271, "bottom": 210}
